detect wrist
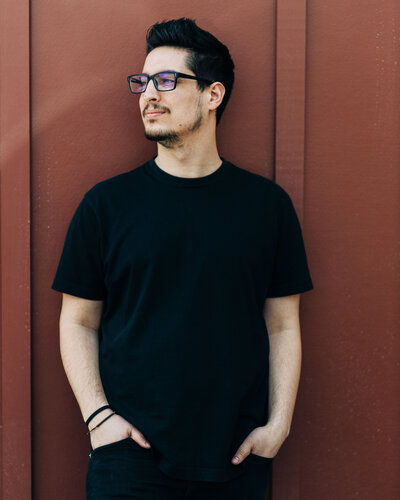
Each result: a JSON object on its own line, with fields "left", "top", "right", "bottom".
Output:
{"left": 265, "top": 418, "right": 291, "bottom": 437}
{"left": 88, "top": 409, "right": 115, "bottom": 431}
{"left": 83, "top": 402, "right": 110, "bottom": 423}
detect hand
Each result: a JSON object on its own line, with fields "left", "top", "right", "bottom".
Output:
{"left": 89, "top": 411, "right": 151, "bottom": 451}
{"left": 231, "top": 421, "right": 289, "bottom": 465}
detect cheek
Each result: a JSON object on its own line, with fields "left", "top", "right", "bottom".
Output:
{"left": 176, "top": 101, "right": 198, "bottom": 125}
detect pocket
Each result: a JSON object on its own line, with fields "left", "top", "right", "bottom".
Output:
{"left": 247, "top": 452, "right": 273, "bottom": 463}
{"left": 89, "top": 437, "right": 135, "bottom": 458}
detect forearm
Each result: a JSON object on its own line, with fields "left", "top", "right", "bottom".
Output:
{"left": 266, "top": 327, "right": 302, "bottom": 436}
{"left": 59, "top": 320, "right": 110, "bottom": 424}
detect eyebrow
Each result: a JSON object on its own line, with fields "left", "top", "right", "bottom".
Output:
{"left": 139, "top": 70, "right": 184, "bottom": 75}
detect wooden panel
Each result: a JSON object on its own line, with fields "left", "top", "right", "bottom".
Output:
{"left": 299, "top": 1, "right": 400, "bottom": 498}
{"left": 0, "top": 1, "right": 31, "bottom": 499}
{"left": 273, "top": 1, "right": 307, "bottom": 499}
{"left": 275, "top": 0, "right": 307, "bottom": 222}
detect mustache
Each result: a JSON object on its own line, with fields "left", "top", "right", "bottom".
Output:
{"left": 144, "top": 106, "right": 169, "bottom": 114}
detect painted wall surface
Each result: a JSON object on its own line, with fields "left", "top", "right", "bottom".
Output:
{"left": 0, "top": 0, "right": 395, "bottom": 499}
{"left": 298, "top": 2, "right": 400, "bottom": 498}
{"left": 32, "top": 1, "right": 276, "bottom": 499}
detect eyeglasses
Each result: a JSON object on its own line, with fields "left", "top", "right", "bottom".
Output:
{"left": 127, "top": 70, "right": 213, "bottom": 94}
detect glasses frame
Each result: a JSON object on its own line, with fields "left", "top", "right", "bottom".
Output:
{"left": 127, "top": 70, "right": 214, "bottom": 94}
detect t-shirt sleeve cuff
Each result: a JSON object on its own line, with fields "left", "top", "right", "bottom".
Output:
{"left": 51, "top": 279, "right": 106, "bottom": 300}
{"left": 265, "top": 279, "right": 314, "bottom": 298}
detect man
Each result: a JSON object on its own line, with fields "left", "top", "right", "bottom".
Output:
{"left": 52, "top": 17, "right": 313, "bottom": 500}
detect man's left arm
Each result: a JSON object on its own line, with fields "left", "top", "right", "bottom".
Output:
{"left": 231, "top": 293, "right": 301, "bottom": 464}
{"left": 264, "top": 293, "right": 301, "bottom": 436}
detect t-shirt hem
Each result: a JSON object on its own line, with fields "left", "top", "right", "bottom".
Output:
{"left": 158, "top": 457, "right": 248, "bottom": 483}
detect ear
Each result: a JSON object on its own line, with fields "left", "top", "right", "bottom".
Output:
{"left": 207, "top": 82, "right": 225, "bottom": 111}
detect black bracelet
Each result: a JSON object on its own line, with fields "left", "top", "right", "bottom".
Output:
{"left": 86, "top": 411, "right": 116, "bottom": 435}
{"left": 85, "top": 405, "right": 112, "bottom": 426}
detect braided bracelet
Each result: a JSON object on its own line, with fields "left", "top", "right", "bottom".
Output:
{"left": 86, "top": 411, "right": 116, "bottom": 435}
{"left": 85, "top": 405, "right": 112, "bottom": 427}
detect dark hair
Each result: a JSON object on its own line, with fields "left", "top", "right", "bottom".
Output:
{"left": 145, "top": 18, "right": 234, "bottom": 126}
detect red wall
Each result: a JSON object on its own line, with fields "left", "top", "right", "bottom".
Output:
{"left": 1, "top": 1, "right": 399, "bottom": 499}
{"left": 299, "top": 2, "right": 400, "bottom": 498}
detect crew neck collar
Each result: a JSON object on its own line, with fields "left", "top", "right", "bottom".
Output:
{"left": 144, "top": 155, "right": 230, "bottom": 187}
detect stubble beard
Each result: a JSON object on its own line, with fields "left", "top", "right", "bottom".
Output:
{"left": 143, "top": 100, "right": 203, "bottom": 148}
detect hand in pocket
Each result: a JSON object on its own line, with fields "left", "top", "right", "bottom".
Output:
{"left": 89, "top": 412, "right": 151, "bottom": 450}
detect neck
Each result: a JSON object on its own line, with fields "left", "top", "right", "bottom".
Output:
{"left": 154, "top": 128, "right": 222, "bottom": 178}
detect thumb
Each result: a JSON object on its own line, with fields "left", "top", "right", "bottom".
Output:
{"left": 231, "top": 442, "right": 252, "bottom": 465}
{"left": 129, "top": 428, "right": 151, "bottom": 448}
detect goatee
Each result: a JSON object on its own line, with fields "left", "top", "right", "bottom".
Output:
{"left": 143, "top": 100, "right": 203, "bottom": 148}
{"left": 144, "top": 129, "right": 180, "bottom": 148}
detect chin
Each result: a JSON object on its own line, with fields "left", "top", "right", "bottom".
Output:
{"left": 145, "top": 128, "right": 165, "bottom": 140}
{"left": 144, "top": 128, "right": 180, "bottom": 144}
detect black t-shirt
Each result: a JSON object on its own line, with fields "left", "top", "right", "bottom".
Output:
{"left": 51, "top": 156, "right": 314, "bottom": 482}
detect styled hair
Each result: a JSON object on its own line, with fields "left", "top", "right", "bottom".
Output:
{"left": 145, "top": 17, "right": 235, "bottom": 125}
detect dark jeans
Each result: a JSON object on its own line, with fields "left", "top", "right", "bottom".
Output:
{"left": 86, "top": 437, "right": 272, "bottom": 500}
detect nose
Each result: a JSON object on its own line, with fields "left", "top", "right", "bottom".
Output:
{"left": 142, "top": 77, "right": 161, "bottom": 102}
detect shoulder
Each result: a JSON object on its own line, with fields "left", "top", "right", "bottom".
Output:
{"left": 225, "top": 159, "right": 291, "bottom": 202}
{"left": 81, "top": 161, "right": 148, "bottom": 208}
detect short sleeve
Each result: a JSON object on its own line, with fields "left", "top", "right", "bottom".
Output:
{"left": 51, "top": 195, "right": 107, "bottom": 300}
{"left": 266, "top": 191, "right": 314, "bottom": 298}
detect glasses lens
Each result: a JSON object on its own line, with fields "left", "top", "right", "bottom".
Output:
{"left": 155, "top": 72, "right": 176, "bottom": 91}
{"left": 129, "top": 75, "right": 148, "bottom": 93}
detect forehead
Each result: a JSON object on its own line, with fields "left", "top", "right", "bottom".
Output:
{"left": 141, "top": 46, "right": 192, "bottom": 74}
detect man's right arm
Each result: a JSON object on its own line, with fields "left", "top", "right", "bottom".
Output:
{"left": 59, "top": 293, "right": 112, "bottom": 425}
{"left": 58, "top": 293, "right": 151, "bottom": 449}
